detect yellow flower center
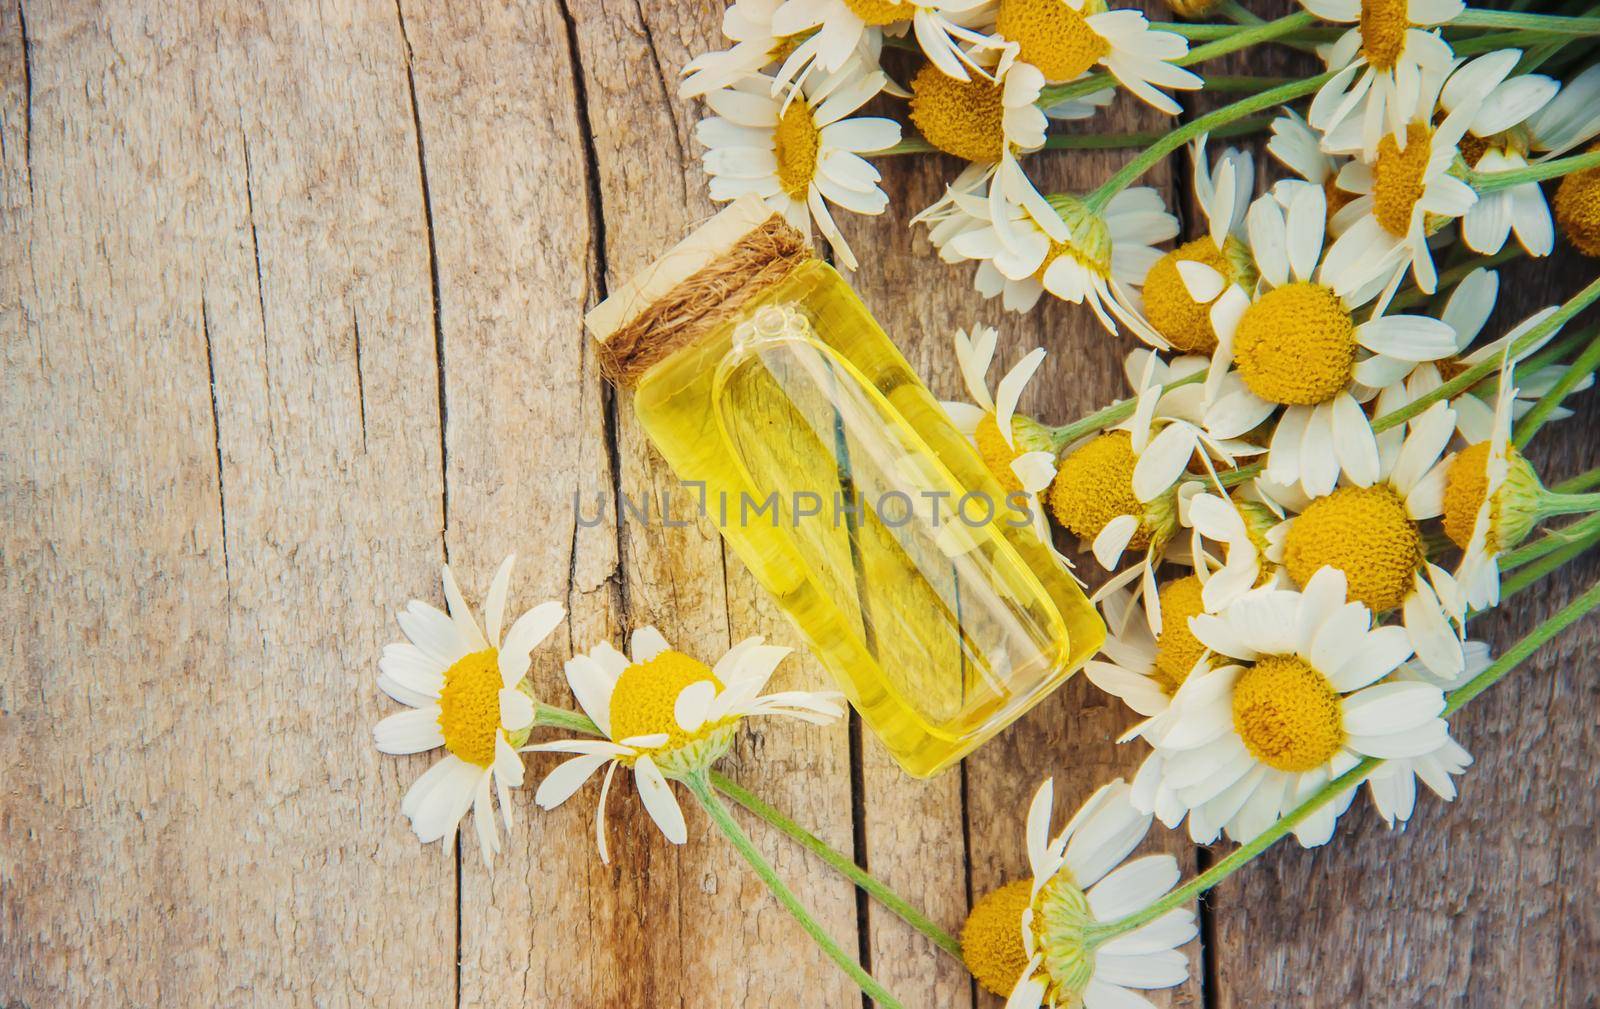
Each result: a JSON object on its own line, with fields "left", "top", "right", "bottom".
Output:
{"left": 1284, "top": 485, "right": 1423, "bottom": 612}
{"left": 1441, "top": 439, "right": 1544, "bottom": 553}
{"left": 1358, "top": 0, "right": 1410, "bottom": 71}
{"left": 909, "top": 63, "right": 1007, "bottom": 162}
{"left": 1554, "top": 143, "right": 1600, "bottom": 257}
{"left": 844, "top": 0, "right": 912, "bottom": 25}
{"left": 1232, "top": 281, "right": 1356, "bottom": 405}
{"left": 774, "top": 99, "right": 821, "bottom": 199}
{"left": 1048, "top": 431, "right": 1150, "bottom": 546}
{"left": 1372, "top": 122, "right": 1432, "bottom": 237}
{"left": 1441, "top": 441, "right": 1497, "bottom": 552}
{"left": 1153, "top": 575, "right": 1211, "bottom": 691}
{"left": 961, "top": 880, "right": 1033, "bottom": 997}
{"left": 437, "top": 649, "right": 505, "bottom": 768}
{"left": 1141, "top": 237, "right": 1238, "bottom": 354}
{"left": 1231, "top": 654, "right": 1345, "bottom": 772}
{"left": 608, "top": 650, "right": 725, "bottom": 753}
{"left": 976, "top": 413, "right": 1026, "bottom": 494}
{"left": 994, "top": 0, "right": 1111, "bottom": 83}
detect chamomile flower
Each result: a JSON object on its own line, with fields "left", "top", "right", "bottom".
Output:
{"left": 1048, "top": 429, "right": 1178, "bottom": 568}
{"left": 1303, "top": 0, "right": 1463, "bottom": 155}
{"left": 1141, "top": 142, "right": 1258, "bottom": 354}
{"left": 1319, "top": 80, "right": 1485, "bottom": 298}
{"left": 697, "top": 63, "right": 901, "bottom": 270}
{"left": 991, "top": 0, "right": 1203, "bottom": 112}
{"left": 1202, "top": 182, "right": 1464, "bottom": 496}
{"left": 1141, "top": 566, "right": 1451, "bottom": 847}
{"left": 373, "top": 555, "right": 566, "bottom": 864}
{"left": 1188, "top": 490, "right": 1287, "bottom": 611}
{"left": 959, "top": 779, "right": 1197, "bottom": 1007}
{"left": 944, "top": 324, "right": 1059, "bottom": 495}
{"left": 1278, "top": 400, "right": 1469, "bottom": 678}
{"left": 1439, "top": 368, "right": 1600, "bottom": 610}
{"left": 1443, "top": 377, "right": 1521, "bottom": 611}
{"left": 909, "top": 58, "right": 1051, "bottom": 163}
{"left": 773, "top": 0, "right": 1001, "bottom": 84}
{"left": 950, "top": 182, "right": 1175, "bottom": 331}
{"left": 1434, "top": 50, "right": 1561, "bottom": 256}
{"left": 529, "top": 628, "right": 845, "bottom": 861}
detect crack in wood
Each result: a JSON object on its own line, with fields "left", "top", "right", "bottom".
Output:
{"left": 393, "top": 0, "right": 448, "bottom": 555}
{"left": 557, "top": 0, "right": 630, "bottom": 622}
{"left": 201, "top": 293, "right": 231, "bottom": 591}
{"left": 351, "top": 307, "right": 367, "bottom": 452}
{"left": 631, "top": 0, "right": 688, "bottom": 181}
{"left": 15, "top": 0, "right": 31, "bottom": 197}
{"left": 239, "top": 132, "right": 279, "bottom": 469}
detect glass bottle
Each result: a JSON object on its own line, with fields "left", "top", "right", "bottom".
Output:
{"left": 586, "top": 196, "right": 1103, "bottom": 777}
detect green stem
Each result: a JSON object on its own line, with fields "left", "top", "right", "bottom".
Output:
{"left": 710, "top": 771, "right": 964, "bottom": 960}
{"left": 1540, "top": 491, "right": 1600, "bottom": 517}
{"left": 1048, "top": 371, "right": 1206, "bottom": 449}
{"left": 1554, "top": 465, "right": 1600, "bottom": 494}
{"left": 1372, "top": 274, "right": 1600, "bottom": 435}
{"left": 1515, "top": 323, "right": 1598, "bottom": 377}
{"left": 1513, "top": 325, "right": 1600, "bottom": 447}
{"left": 684, "top": 772, "right": 908, "bottom": 1009}
{"left": 534, "top": 703, "right": 600, "bottom": 735}
{"left": 1087, "top": 71, "right": 1335, "bottom": 209}
{"left": 1499, "top": 528, "right": 1600, "bottom": 599}
{"left": 878, "top": 117, "right": 1272, "bottom": 156}
{"left": 1201, "top": 75, "right": 1301, "bottom": 92}
{"left": 1451, "top": 9, "right": 1600, "bottom": 32}
{"left": 1038, "top": 11, "right": 1319, "bottom": 107}
{"left": 1092, "top": 578, "right": 1600, "bottom": 941}
{"left": 1471, "top": 149, "right": 1600, "bottom": 195}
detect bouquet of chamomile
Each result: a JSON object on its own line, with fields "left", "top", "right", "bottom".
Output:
{"left": 372, "top": 2, "right": 1600, "bottom": 1006}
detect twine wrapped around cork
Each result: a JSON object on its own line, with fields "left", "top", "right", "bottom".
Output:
{"left": 584, "top": 196, "right": 813, "bottom": 387}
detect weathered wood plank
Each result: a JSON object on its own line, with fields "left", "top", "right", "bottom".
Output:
{"left": 557, "top": 2, "right": 862, "bottom": 1006}
{"left": 379, "top": 3, "right": 637, "bottom": 1005}
{"left": 1, "top": 1, "right": 454, "bottom": 1005}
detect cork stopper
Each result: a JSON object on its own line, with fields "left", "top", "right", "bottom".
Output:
{"left": 584, "top": 195, "right": 812, "bottom": 386}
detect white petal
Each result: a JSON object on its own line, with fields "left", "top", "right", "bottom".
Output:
{"left": 630, "top": 626, "right": 672, "bottom": 662}
{"left": 535, "top": 753, "right": 610, "bottom": 809}
{"left": 374, "top": 707, "right": 445, "bottom": 754}
{"left": 634, "top": 755, "right": 689, "bottom": 845}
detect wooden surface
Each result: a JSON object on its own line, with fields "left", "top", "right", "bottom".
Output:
{"left": 2, "top": 2, "right": 1595, "bottom": 1007}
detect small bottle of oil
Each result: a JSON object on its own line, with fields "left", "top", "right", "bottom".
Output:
{"left": 585, "top": 196, "right": 1103, "bottom": 777}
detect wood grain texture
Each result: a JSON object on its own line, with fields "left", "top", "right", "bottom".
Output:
{"left": 1, "top": 1, "right": 454, "bottom": 1004}
{"left": 1, "top": 1, "right": 1596, "bottom": 1007}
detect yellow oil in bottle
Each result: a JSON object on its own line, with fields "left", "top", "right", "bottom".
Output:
{"left": 629, "top": 260, "right": 1104, "bottom": 777}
